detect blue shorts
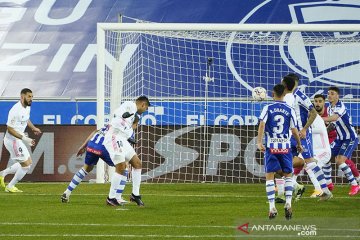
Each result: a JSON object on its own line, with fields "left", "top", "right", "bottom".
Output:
{"left": 264, "top": 148, "right": 293, "bottom": 173}
{"left": 331, "top": 138, "right": 359, "bottom": 159}
{"left": 84, "top": 141, "right": 114, "bottom": 167}
{"left": 291, "top": 131, "right": 313, "bottom": 159}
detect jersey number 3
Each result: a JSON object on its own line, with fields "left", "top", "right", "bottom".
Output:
{"left": 273, "top": 115, "right": 285, "bottom": 134}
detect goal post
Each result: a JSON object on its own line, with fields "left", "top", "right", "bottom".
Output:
{"left": 96, "top": 23, "right": 360, "bottom": 184}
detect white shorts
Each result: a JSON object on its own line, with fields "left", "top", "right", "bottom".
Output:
{"left": 104, "top": 134, "right": 136, "bottom": 165}
{"left": 4, "top": 137, "right": 30, "bottom": 162}
{"left": 313, "top": 150, "right": 331, "bottom": 168}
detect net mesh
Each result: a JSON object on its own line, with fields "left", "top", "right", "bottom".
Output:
{"left": 99, "top": 23, "right": 360, "bottom": 184}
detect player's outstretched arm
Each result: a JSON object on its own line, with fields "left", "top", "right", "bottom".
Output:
{"left": 257, "top": 121, "right": 266, "bottom": 152}
{"left": 291, "top": 127, "right": 303, "bottom": 153}
{"left": 300, "top": 108, "right": 317, "bottom": 138}
{"left": 27, "top": 120, "right": 42, "bottom": 135}
{"left": 322, "top": 114, "right": 339, "bottom": 123}
{"left": 76, "top": 129, "right": 98, "bottom": 156}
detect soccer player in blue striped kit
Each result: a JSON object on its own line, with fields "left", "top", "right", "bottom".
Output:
{"left": 322, "top": 86, "right": 360, "bottom": 196}
{"left": 257, "top": 84, "right": 303, "bottom": 220}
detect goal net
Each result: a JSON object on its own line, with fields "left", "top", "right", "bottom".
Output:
{"left": 97, "top": 23, "right": 360, "bottom": 184}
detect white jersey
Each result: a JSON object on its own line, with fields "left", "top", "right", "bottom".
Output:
{"left": 109, "top": 101, "right": 137, "bottom": 139}
{"left": 283, "top": 93, "right": 295, "bottom": 137}
{"left": 283, "top": 93, "right": 295, "bottom": 108}
{"left": 5, "top": 101, "right": 31, "bottom": 140}
{"left": 103, "top": 101, "right": 138, "bottom": 163}
{"left": 311, "top": 115, "right": 331, "bottom": 167}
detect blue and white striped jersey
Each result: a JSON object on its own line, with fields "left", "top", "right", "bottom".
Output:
{"left": 327, "top": 100, "right": 357, "bottom": 140}
{"left": 293, "top": 89, "right": 314, "bottom": 130}
{"left": 259, "top": 101, "right": 297, "bottom": 149}
{"left": 89, "top": 126, "right": 109, "bottom": 145}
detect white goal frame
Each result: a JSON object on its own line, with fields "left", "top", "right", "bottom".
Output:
{"left": 96, "top": 23, "right": 360, "bottom": 183}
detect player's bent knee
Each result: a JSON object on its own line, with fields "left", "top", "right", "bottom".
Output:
{"left": 20, "top": 158, "right": 32, "bottom": 167}
{"left": 292, "top": 157, "right": 304, "bottom": 168}
{"left": 129, "top": 155, "right": 142, "bottom": 169}
{"left": 131, "top": 162, "right": 142, "bottom": 169}
{"left": 335, "top": 156, "right": 346, "bottom": 164}
{"left": 115, "top": 162, "right": 126, "bottom": 174}
{"left": 83, "top": 164, "right": 94, "bottom": 173}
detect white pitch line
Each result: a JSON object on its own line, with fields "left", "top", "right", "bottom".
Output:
{"left": 115, "top": 208, "right": 129, "bottom": 211}
{"left": 0, "top": 234, "right": 235, "bottom": 238}
{"left": 1, "top": 222, "right": 359, "bottom": 232}
{"left": 0, "top": 234, "right": 359, "bottom": 238}
{"left": 0, "top": 193, "right": 261, "bottom": 197}
{"left": 0, "top": 222, "right": 235, "bottom": 229}
{"left": 0, "top": 192, "right": 357, "bottom": 199}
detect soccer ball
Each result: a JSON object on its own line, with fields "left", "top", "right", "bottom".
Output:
{"left": 252, "top": 87, "right": 267, "bottom": 101}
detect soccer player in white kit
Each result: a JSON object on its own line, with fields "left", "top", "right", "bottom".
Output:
{"left": 293, "top": 113, "right": 332, "bottom": 197}
{"left": 104, "top": 96, "right": 150, "bottom": 206}
{"left": 0, "top": 88, "right": 41, "bottom": 192}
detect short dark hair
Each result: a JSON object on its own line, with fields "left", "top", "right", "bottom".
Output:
{"left": 282, "top": 75, "right": 296, "bottom": 91}
{"left": 314, "top": 94, "right": 325, "bottom": 100}
{"left": 328, "top": 86, "right": 340, "bottom": 95}
{"left": 21, "top": 88, "right": 32, "bottom": 95}
{"left": 273, "top": 84, "right": 285, "bottom": 97}
{"left": 136, "top": 95, "right": 151, "bottom": 106}
{"left": 285, "top": 73, "right": 300, "bottom": 82}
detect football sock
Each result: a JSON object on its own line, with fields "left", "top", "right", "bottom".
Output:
{"left": 292, "top": 175, "right": 299, "bottom": 189}
{"left": 305, "top": 162, "right": 330, "bottom": 194}
{"left": 339, "top": 163, "right": 358, "bottom": 186}
{"left": 266, "top": 180, "right": 275, "bottom": 211}
{"left": 132, "top": 168, "right": 141, "bottom": 196}
{"left": 322, "top": 162, "right": 332, "bottom": 185}
{"left": 0, "top": 162, "right": 21, "bottom": 177}
{"left": 7, "top": 165, "right": 31, "bottom": 188}
{"left": 109, "top": 172, "right": 123, "bottom": 199}
{"left": 284, "top": 177, "right": 293, "bottom": 206}
{"left": 65, "top": 168, "right": 88, "bottom": 196}
{"left": 115, "top": 169, "right": 128, "bottom": 199}
{"left": 345, "top": 159, "right": 360, "bottom": 178}
{"left": 275, "top": 178, "right": 285, "bottom": 197}
{"left": 293, "top": 167, "right": 302, "bottom": 175}
{"left": 307, "top": 167, "right": 321, "bottom": 191}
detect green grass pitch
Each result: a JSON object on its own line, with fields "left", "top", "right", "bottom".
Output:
{"left": 0, "top": 183, "right": 359, "bottom": 239}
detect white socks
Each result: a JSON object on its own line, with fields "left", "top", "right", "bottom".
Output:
{"left": 115, "top": 171, "right": 128, "bottom": 200}
{"left": 109, "top": 172, "right": 123, "bottom": 199}
{"left": 275, "top": 178, "right": 285, "bottom": 197}
{"left": 0, "top": 162, "right": 21, "bottom": 177}
{"left": 307, "top": 167, "right": 321, "bottom": 191}
{"left": 7, "top": 165, "right": 31, "bottom": 188}
{"left": 132, "top": 169, "right": 142, "bottom": 196}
